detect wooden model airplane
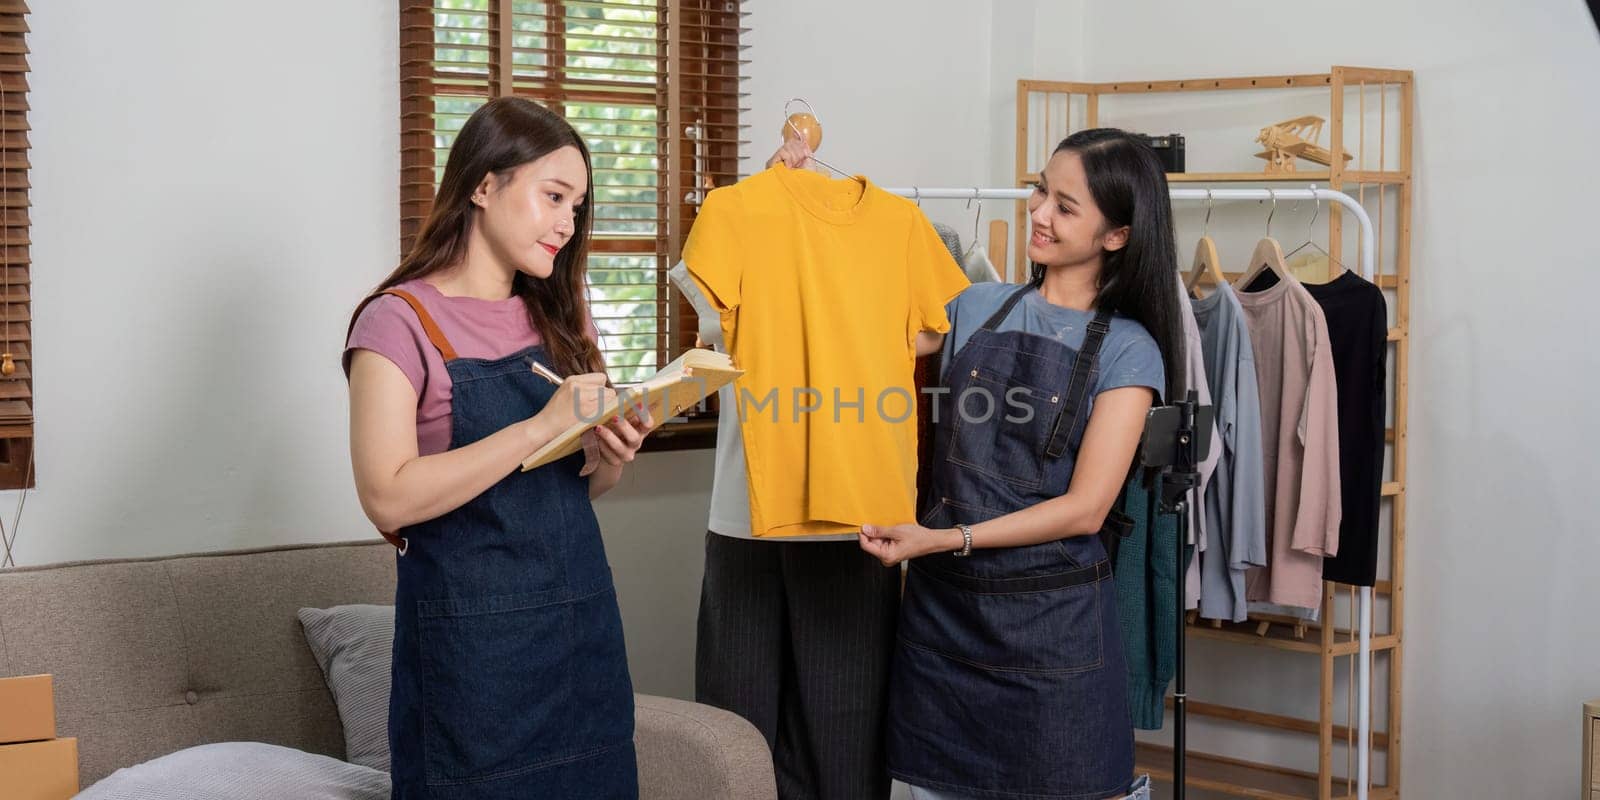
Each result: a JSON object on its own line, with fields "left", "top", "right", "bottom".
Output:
{"left": 1254, "top": 115, "right": 1353, "bottom": 173}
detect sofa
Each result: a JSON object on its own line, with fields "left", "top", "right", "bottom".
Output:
{"left": 0, "top": 539, "right": 776, "bottom": 798}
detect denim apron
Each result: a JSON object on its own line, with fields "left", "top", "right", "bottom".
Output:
{"left": 888, "top": 283, "right": 1134, "bottom": 800}
{"left": 368, "top": 290, "right": 637, "bottom": 800}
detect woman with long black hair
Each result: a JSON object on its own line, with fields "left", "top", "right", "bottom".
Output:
{"left": 859, "top": 129, "right": 1183, "bottom": 800}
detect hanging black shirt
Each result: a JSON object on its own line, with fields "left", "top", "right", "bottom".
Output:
{"left": 1247, "top": 269, "right": 1387, "bottom": 585}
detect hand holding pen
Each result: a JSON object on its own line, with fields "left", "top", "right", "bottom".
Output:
{"left": 527, "top": 356, "right": 655, "bottom": 471}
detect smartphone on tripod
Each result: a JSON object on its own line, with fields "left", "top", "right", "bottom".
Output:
{"left": 1140, "top": 396, "right": 1214, "bottom": 469}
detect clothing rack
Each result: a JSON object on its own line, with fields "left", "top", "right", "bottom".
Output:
{"left": 885, "top": 184, "right": 1377, "bottom": 800}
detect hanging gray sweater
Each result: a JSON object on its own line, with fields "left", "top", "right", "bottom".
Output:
{"left": 1189, "top": 284, "right": 1269, "bottom": 622}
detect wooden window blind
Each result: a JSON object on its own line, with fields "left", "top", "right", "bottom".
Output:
{"left": 399, "top": 0, "right": 747, "bottom": 399}
{"left": 0, "top": 1, "right": 30, "bottom": 490}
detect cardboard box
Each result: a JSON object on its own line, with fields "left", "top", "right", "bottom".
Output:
{"left": 0, "top": 737, "right": 78, "bottom": 800}
{"left": 0, "top": 674, "right": 55, "bottom": 744}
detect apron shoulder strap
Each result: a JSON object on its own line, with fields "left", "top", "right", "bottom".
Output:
{"left": 1079, "top": 310, "right": 1115, "bottom": 358}
{"left": 348, "top": 288, "right": 460, "bottom": 363}
{"left": 977, "top": 283, "right": 1037, "bottom": 332}
{"left": 1044, "top": 309, "right": 1117, "bottom": 459}
{"left": 381, "top": 289, "right": 459, "bottom": 362}
{"left": 348, "top": 287, "right": 459, "bottom": 554}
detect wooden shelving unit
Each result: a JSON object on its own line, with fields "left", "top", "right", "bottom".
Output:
{"left": 1015, "top": 67, "right": 1414, "bottom": 799}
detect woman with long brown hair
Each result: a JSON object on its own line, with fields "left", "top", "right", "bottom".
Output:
{"left": 344, "top": 97, "right": 653, "bottom": 799}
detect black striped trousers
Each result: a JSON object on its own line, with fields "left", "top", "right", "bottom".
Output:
{"left": 695, "top": 532, "right": 901, "bottom": 800}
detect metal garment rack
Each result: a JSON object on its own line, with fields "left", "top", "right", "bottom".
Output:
{"left": 884, "top": 184, "right": 1377, "bottom": 800}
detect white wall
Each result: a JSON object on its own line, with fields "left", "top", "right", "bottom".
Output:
{"left": 986, "top": 0, "right": 1089, "bottom": 122}
{"left": 1078, "top": 1, "right": 1600, "bottom": 797}
{"left": 744, "top": 0, "right": 1002, "bottom": 237}
{"left": 26, "top": 0, "right": 399, "bottom": 564}
{"left": 986, "top": 1, "right": 1088, "bottom": 275}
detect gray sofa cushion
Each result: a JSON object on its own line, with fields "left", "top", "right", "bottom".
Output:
{"left": 77, "top": 742, "right": 389, "bottom": 799}
{"left": 297, "top": 604, "right": 395, "bottom": 773}
{"left": 634, "top": 694, "right": 780, "bottom": 800}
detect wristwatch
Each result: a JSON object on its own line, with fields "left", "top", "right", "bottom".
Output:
{"left": 953, "top": 524, "right": 973, "bottom": 557}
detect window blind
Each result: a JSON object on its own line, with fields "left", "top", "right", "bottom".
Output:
{"left": 0, "top": 0, "right": 31, "bottom": 490}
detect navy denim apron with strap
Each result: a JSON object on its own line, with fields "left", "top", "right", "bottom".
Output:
{"left": 364, "top": 290, "right": 637, "bottom": 800}
{"left": 887, "top": 283, "right": 1134, "bottom": 800}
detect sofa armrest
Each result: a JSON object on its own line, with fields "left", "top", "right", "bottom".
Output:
{"left": 634, "top": 693, "right": 775, "bottom": 800}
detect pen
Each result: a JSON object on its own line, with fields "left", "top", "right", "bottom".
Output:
{"left": 526, "top": 356, "right": 564, "bottom": 385}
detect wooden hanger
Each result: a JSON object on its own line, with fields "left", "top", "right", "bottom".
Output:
{"left": 1188, "top": 236, "right": 1226, "bottom": 297}
{"left": 1235, "top": 235, "right": 1292, "bottom": 290}
{"left": 1233, "top": 190, "right": 1295, "bottom": 291}
{"left": 1186, "top": 190, "right": 1227, "bottom": 296}
{"left": 987, "top": 219, "right": 1008, "bottom": 275}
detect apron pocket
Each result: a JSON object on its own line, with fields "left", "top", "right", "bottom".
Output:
{"left": 947, "top": 370, "right": 1055, "bottom": 490}
{"left": 918, "top": 496, "right": 1010, "bottom": 529}
{"left": 903, "top": 560, "right": 1107, "bottom": 674}
{"left": 1054, "top": 531, "right": 1108, "bottom": 569}
{"left": 418, "top": 587, "right": 626, "bottom": 785}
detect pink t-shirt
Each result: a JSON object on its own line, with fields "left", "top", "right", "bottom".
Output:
{"left": 345, "top": 279, "right": 570, "bottom": 456}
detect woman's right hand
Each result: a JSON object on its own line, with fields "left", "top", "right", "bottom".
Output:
{"left": 534, "top": 373, "right": 615, "bottom": 436}
{"left": 766, "top": 137, "right": 813, "bottom": 170}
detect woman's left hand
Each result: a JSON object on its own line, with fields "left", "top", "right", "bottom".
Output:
{"left": 859, "top": 523, "right": 959, "bottom": 567}
{"left": 590, "top": 397, "right": 655, "bottom": 467}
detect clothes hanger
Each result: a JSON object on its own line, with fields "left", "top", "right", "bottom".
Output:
{"left": 958, "top": 190, "right": 1001, "bottom": 281}
{"left": 1281, "top": 184, "right": 1348, "bottom": 279}
{"left": 1234, "top": 189, "right": 1295, "bottom": 290}
{"left": 987, "top": 218, "right": 1009, "bottom": 276}
{"left": 1186, "top": 188, "right": 1227, "bottom": 296}
{"left": 782, "top": 98, "right": 851, "bottom": 178}
{"left": 963, "top": 190, "right": 982, "bottom": 260}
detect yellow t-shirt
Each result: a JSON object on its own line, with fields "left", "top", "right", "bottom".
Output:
{"left": 683, "top": 166, "right": 970, "bottom": 538}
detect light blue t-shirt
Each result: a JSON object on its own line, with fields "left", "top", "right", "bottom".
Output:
{"left": 940, "top": 282, "right": 1167, "bottom": 408}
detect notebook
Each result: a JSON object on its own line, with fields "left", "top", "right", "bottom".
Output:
{"left": 520, "top": 347, "right": 742, "bottom": 471}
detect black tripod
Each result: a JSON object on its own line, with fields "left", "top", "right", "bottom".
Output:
{"left": 1139, "top": 390, "right": 1211, "bottom": 800}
